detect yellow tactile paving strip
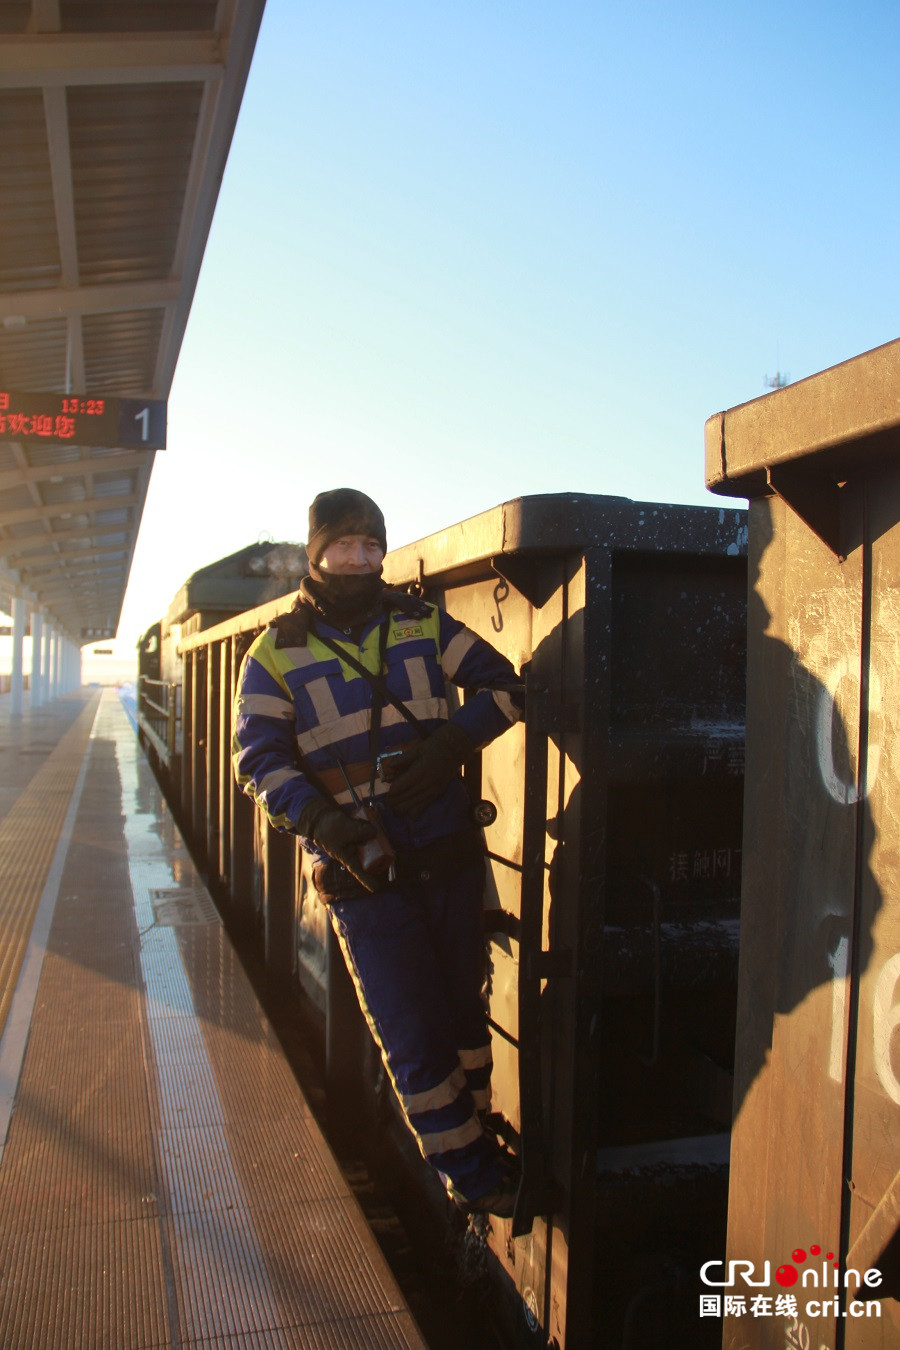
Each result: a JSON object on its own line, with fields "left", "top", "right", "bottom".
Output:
{"left": 0, "top": 692, "right": 100, "bottom": 1039}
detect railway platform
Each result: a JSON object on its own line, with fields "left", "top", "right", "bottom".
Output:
{"left": 0, "top": 687, "right": 426, "bottom": 1349}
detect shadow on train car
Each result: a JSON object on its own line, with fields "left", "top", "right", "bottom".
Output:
{"left": 703, "top": 340, "right": 900, "bottom": 1350}
{"left": 136, "top": 494, "right": 749, "bottom": 1350}
{"left": 717, "top": 499, "right": 891, "bottom": 1350}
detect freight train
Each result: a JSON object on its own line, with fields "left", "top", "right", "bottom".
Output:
{"left": 137, "top": 492, "right": 749, "bottom": 1349}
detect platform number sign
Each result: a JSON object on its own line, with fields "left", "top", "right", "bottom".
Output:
{"left": 0, "top": 390, "right": 166, "bottom": 450}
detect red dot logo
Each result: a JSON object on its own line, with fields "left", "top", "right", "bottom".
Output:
{"left": 792, "top": 1248, "right": 807, "bottom": 1262}
{"left": 810, "top": 1245, "right": 821, "bottom": 1255}
{"left": 776, "top": 1264, "right": 799, "bottom": 1287}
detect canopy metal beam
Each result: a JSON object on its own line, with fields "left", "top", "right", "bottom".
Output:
{"left": 0, "top": 34, "right": 224, "bottom": 89}
{"left": 0, "top": 1, "right": 266, "bottom": 646}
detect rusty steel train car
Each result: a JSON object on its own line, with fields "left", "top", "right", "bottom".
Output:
{"left": 137, "top": 492, "right": 749, "bottom": 1349}
{"left": 705, "top": 341, "right": 900, "bottom": 1350}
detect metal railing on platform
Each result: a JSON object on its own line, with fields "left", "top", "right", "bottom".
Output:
{"left": 137, "top": 675, "right": 179, "bottom": 766}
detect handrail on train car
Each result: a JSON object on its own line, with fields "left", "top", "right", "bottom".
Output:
{"left": 140, "top": 680, "right": 170, "bottom": 718}
{"left": 512, "top": 674, "right": 572, "bottom": 1238}
{"left": 137, "top": 674, "right": 179, "bottom": 761}
{"left": 176, "top": 594, "right": 291, "bottom": 652}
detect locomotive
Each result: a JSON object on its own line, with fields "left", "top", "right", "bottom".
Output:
{"left": 137, "top": 539, "right": 307, "bottom": 767}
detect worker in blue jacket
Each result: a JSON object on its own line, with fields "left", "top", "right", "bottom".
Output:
{"left": 232, "top": 488, "right": 522, "bottom": 1216}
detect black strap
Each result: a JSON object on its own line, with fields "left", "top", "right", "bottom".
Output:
{"left": 365, "top": 620, "right": 391, "bottom": 796}
{"left": 312, "top": 624, "right": 427, "bottom": 741}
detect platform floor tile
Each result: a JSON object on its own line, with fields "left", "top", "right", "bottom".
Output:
{"left": 0, "top": 692, "right": 427, "bottom": 1348}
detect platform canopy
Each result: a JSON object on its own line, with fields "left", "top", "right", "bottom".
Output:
{"left": 0, "top": 0, "right": 266, "bottom": 642}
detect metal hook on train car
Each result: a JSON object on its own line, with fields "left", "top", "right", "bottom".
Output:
{"left": 408, "top": 558, "right": 426, "bottom": 598}
{"left": 491, "top": 577, "right": 509, "bottom": 632}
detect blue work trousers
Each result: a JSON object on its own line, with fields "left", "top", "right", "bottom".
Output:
{"left": 329, "top": 861, "right": 507, "bottom": 1202}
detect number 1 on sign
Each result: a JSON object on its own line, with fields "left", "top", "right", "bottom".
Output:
{"left": 134, "top": 407, "right": 149, "bottom": 441}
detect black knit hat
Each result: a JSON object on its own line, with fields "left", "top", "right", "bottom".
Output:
{"left": 306, "top": 488, "right": 387, "bottom": 566}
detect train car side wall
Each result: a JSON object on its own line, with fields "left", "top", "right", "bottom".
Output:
{"left": 705, "top": 338, "right": 900, "bottom": 1350}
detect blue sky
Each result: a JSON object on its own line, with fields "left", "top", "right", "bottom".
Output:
{"left": 109, "top": 0, "right": 899, "bottom": 659}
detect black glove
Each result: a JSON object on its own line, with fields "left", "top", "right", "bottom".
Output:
{"left": 296, "top": 798, "right": 380, "bottom": 892}
{"left": 386, "top": 722, "right": 474, "bottom": 817}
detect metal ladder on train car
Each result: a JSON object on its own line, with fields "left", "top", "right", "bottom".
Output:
{"left": 499, "top": 676, "right": 573, "bottom": 1239}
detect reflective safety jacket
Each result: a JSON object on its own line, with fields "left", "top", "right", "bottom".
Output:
{"left": 232, "top": 595, "right": 522, "bottom": 857}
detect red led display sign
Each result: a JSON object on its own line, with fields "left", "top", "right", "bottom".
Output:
{"left": 0, "top": 390, "right": 166, "bottom": 449}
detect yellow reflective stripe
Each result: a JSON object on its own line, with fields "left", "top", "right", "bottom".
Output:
{"left": 296, "top": 698, "right": 447, "bottom": 757}
{"left": 244, "top": 632, "right": 291, "bottom": 695}
{"left": 403, "top": 654, "right": 432, "bottom": 702}
{"left": 235, "top": 691, "right": 294, "bottom": 720}
{"left": 304, "top": 675, "right": 340, "bottom": 723}
{"left": 441, "top": 628, "right": 478, "bottom": 680}
{"left": 401, "top": 1065, "right": 467, "bottom": 1115}
{"left": 458, "top": 1045, "right": 492, "bottom": 1070}
{"left": 307, "top": 627, "right": 383, "bottom": 679}
{"left": 328, "top": 914, "right": 383, "bottom": 1047}
{"left": 266, "top": 809, "right": 295, "bottom": 831}
{"left": 420, "top": 1115, "right": 483, "bottom": 1157}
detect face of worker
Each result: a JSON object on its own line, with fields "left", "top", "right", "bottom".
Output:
{"left": 317, "top": 534, "right": 385, "bottom": 574}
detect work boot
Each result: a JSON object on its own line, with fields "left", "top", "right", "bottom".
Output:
{"left": 464, "top": 1171, "right": 519, "bottom": 1218}
{"left": 453, "top": 1148, "right": 520, "bottom": 1218}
